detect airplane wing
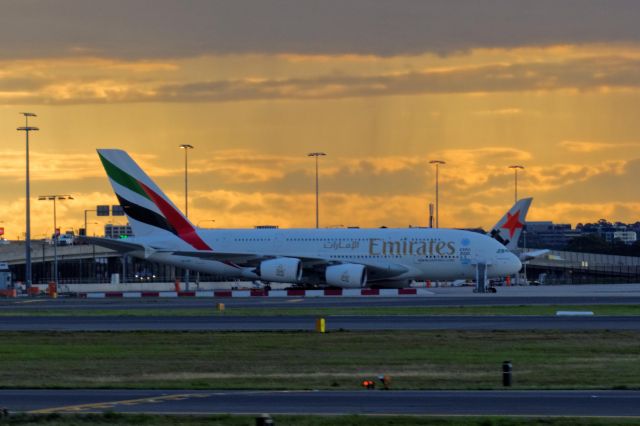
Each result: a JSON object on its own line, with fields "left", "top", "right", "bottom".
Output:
{"left": 82, "top": 236, "right": 147, "bottom": 253}
{"left": 519, "top": 249, "right": 551, "bottom": 261}
{"left": 171, "top": 250, "right": 408, "bottom": 279}
{"left": 170, "top": 250, "right": 323, "bottom": 265}
{"left": 82, "top": 236, "right": 162, "bottom": 260}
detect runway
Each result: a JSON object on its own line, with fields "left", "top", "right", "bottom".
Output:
{"left": 2, "top": 389, "right": 639, "bottom": 416}
{"left": 1, "top": 314, "right": 639, "bottom": 331}
{"left": 2, "top": 283, "right": 640, "bottom": 312}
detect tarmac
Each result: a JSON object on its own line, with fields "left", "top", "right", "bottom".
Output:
{"left": 2, "top": 389, "right": 639, "bottom": 416}
{"left": 1, "top": 314, "right": 639, "bottom": 331}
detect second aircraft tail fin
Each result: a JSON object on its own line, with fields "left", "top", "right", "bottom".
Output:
{"left": 488, "top": 198, "right": 532, "bottom": 250}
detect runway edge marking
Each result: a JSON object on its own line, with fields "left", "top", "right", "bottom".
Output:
{"left": 74, "top": 288, "right": 436, "bottom": 298}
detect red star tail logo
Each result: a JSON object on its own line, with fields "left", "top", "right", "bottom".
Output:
{"left": 501, "top": 210, "right": 524, "bottom": 239}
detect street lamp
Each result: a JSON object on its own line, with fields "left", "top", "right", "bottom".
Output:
{"left": 84, "top": 209, "right": 96, "bottom": 237}
{"left": 429, "top": 160, "right": 446, "bottom": 228}
{"left": 84, "top": 222, "right": 98, "bottom": 236}
{"left": 523, "top": 229, "right": 528, "bottom": 285}
{"left": 307, "top": 152, "right": 327, "bottom": 229}
{"left": 17, "top": 112, "right": 38, "bottom": 288}
{"left": 179, "top": 144, "right": 194, "bottom": 218}
{"left": 178, "top": 144, "right": 194, "bottom": 290}
{"left": 38, "top": 195, "right": 73, "bottom": 289}
{"left": 508, "top": 165, "right": 525, "bottom": 203}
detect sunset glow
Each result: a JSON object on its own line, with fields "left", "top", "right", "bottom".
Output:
{"left": 2, "top": 2, "right": 640, "bottom": 239}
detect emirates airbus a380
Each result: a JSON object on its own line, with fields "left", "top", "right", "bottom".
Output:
{"left": 90, "top": 149, "right": 524, "bottom": 288}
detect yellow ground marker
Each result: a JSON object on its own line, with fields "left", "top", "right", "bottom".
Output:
{"left": 29, "top": 393, "right": 210, "bottom": 414}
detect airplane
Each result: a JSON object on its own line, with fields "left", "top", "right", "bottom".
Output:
{"left": 89, "top": 149, "right": 522, "bottom": 289}
{"left": 487, "top": 197, "right": 550, "bottom": 261}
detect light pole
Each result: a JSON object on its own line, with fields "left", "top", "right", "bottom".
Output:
{"left": 84, "top": 209, "right": 96, "bottom": 236}
{"left": 179, "top": 144, "right": 194, "bottom": 290}
{"left": 179, "top": 144, "right": 194, "bottom": 217}
{"left": 429, "top": 160, "right": 445, "bottom": 228}
{"left": 17, "top": 112, "right": 38, "bottom": 288}
{"left": 307, "top": 152, "right": 326, "bottom": 228}
{"left": 508, "top": 165, "right": 524, "bottom": 203}
{"left": 523, "top": 230, "right": 528, "bottom": 285}
{"left": 38, "top": 195, "right": 73, "bottom": 289}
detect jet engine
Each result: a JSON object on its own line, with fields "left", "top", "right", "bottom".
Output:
{"left": 325, "top": 264, "right": 367, "bottom": 288}
{"left": 258, "top": 257, "right": 303, "bottom": 283}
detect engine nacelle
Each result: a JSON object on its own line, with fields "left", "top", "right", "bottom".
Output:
{"left": 325, "top": 264, "right": 367, "bottom": 289}
{"left": 259, "top": 257, "right": 302, "bottom": 283}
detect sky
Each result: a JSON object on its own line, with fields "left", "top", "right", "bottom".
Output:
{"left": 2, "top": 0, "right": 640, "bottom": 239}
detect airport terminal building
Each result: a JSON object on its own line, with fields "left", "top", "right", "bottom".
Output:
{"left": 0, "top": 239, "right": 227, "bottom": 286}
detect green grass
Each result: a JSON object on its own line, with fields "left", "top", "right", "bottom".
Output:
{"left": 2, "top": 413, "right": 640, "bottom": 426}
{"left": 1, "top": 330, "right": 639, "bottom": 390}
{"left": 1, "top": 304, "right": 640, "bottom": 317}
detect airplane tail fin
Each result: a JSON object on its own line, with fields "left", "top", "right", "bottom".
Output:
{"left": 488, "top": 198, "right": 532, "bottom": 250}
{"left": 97, "top": 149, "right": 211, "bottom": 250}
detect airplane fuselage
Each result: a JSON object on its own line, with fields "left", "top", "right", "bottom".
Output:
{"left": 133, "top": 227, "right": 521, "bottom": 286}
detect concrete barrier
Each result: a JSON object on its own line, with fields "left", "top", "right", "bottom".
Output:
{"left": 72, "top": 288, "right": 436, "bottom": 298}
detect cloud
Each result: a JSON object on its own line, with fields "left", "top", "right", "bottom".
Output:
{"left": 474, "top": 108, "right": 524, "bottom": 116}
{"left": 4, "top": 54, "right": 640, "bottom": 105}
{"left": 2, "top": 147, "right": 640, "bottom": 238}
{"left": 1, "top": 191, "right": 124, "bottom": 240}
{"left": 0, "top": 150, "right": 102, "bottom": 181}
{"left": 2, "top": 1, "right": 640, "bottom": 60}
{"left": 560, "top": 140, "right": 640, "bottom": 153}
{"left": 532, "top": 202, "right": 640, "bottom": 225}
{"left": 0, "top": 149, "right": 182, "bottom": 184}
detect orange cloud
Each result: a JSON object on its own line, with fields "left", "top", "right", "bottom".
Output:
{"left": 560, "top": 140, "right": 640, "bottom": 153}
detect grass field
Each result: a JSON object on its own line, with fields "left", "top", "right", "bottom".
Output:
{"left": 2, "top": 413, "right": 640, "bottom": 426}
{"left": 1, "top": 330, "right": 638, "bottom": 390}
{"left": 1, "top": 304, "right": 640, "bottom": 317}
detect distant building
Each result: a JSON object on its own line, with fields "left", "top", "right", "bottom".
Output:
{"left": 522, "top": 221, "right": 581, "bottom": 249}
{"left": 609, "top": 231, "right": 637, "bottom": 244}
{"left": 578, "top": 220, "right": 638, "bottom": 245}
{"left": 104, "top": 224, "right": 134, "bottom": 239}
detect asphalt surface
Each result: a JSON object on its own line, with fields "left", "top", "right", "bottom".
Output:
{"left": 4, "top": 295, "right": 640, "bottom": 311}
{"left": 1, "top": 389, "right": 639, "bottom": 416}
{"left": 1, "top": 314, "right": 639, "bottom": 331}
{"left": 3, "top": 283, "right": 640, "bottom": 311}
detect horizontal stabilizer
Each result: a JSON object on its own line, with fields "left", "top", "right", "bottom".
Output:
{"left": 519, "top": 249, "right": 551, "bottom": 261}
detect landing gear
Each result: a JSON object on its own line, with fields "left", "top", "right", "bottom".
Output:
{"left": 474, "top": 263, "right": 488, "bottom": 293}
